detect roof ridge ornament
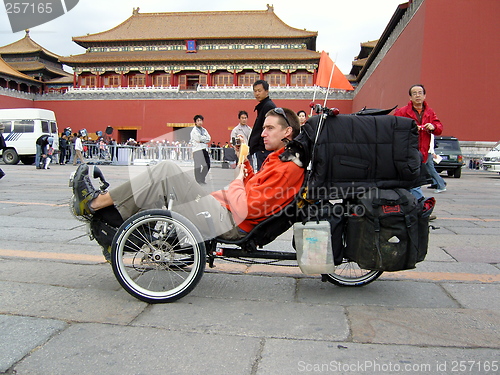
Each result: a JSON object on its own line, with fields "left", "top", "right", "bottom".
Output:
{"left": 266, "top": 4, "right": 274, "bottom": 12}
{"left": 133, "top": 7, "right": 140, "bottom": 15}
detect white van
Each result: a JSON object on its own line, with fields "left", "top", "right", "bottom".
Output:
{"left": 0, "top": 108, "right": 59, "bottom": 165}
{"left": 482, "top": 141, "right": 500, "bottom": 173}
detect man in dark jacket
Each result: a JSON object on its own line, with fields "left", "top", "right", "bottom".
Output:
{"left": 35, "top": 134, "right": 50, "bottom": 169}
{"left": 248, "top": 80, "right": 276, "bottom": 171}
{"left": 59, "top": 134, "right": 68, "bottom": 164}
{"left": 0, "top": 122, "right": 5, "bottom": 179}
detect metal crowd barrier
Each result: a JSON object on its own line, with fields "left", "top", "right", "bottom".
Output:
{"left": 78, "top": 143, "right": 227, "bottom": 166}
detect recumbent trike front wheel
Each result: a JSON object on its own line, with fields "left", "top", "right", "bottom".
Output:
{"left": 111, "top": 209, "right": 206, "bottom": 303}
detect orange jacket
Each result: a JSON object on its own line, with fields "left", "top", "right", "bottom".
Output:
{"left": 211, "top": 147, "right": 305, "bottom": 232}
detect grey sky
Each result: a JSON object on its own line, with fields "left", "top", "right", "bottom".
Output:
{"left": 0, "top": 0, "right": 404, "bottom": 74}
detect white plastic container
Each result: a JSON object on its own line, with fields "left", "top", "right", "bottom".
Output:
{"left": 293, "top": 221, "right": 335, "bottom": 274}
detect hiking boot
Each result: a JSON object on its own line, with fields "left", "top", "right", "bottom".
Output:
{"left": 72, "top": 164, "right": 99, "bottom": 216}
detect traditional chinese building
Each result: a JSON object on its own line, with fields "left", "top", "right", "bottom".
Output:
{"left": 0, "top": 30, "right": 73, "bottom": 93}
{"left": 61, "top": 6, "right": 320, "bottom": 90}
{"left": 0, "top": 55, "right": 42, "bottom": 94}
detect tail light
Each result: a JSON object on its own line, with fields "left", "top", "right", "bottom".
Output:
{"left": 458, "top": 155, "right": 463, "bottom": 163}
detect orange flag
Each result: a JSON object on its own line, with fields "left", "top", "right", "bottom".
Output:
{"left": 315, "top": 51, "right": 354, "bottom": 90}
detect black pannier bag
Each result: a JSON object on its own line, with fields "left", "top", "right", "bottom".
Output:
{"left": 289, "top": 114, "right": 423, "bottom": 199}
{"left": 343, "top": 188, "right": 435, "bottom": 271}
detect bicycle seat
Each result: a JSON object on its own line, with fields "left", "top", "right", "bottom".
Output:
{"left": 216, "top": 199, "right": 299, "bottom": 249}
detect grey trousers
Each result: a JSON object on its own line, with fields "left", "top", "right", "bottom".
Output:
{"left": 109, "top": 161, "right": 241, "bottom": 240}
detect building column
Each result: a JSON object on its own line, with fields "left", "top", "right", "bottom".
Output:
{"left": 286, "top": 70, "right": 291, "bottom": 86}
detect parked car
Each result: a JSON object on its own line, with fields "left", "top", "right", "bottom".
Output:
{"left": 482, "top": 141, "right": 500, "bottom": 174}
{"left": 434, "top": 136, "right": 464, "bottom": 178}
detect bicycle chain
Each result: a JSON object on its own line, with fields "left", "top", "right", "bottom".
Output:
{"left": 217, "top": 256, "right": 299, "bottom": 267}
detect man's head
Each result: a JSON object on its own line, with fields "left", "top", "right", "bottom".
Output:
{"left": 409, "top": 84, "right": 426, "bottom": 108}
{"left": 193, "top": 114, "right": 204, "bottom": 127}
{"left": 253, "top": 80, "right": 270, "bottom": 102}
{"left": 238, "top": 110, "right": 248, "bottom": 125}
{"left": 261, "top": 108, "right": 300, "bottom": 151}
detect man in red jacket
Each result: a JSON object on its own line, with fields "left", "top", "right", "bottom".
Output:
{"left": 72, "top": 108, "right": 304, "bottom": 241}
{"left": 394, "top": 84, "right": 443, "bottom": 201}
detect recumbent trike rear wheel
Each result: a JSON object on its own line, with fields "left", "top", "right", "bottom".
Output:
{"left": 322, "top": 261, "right": 382, "bottom": 286}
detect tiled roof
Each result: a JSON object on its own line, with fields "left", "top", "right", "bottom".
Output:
{"left": 351, "top": 57, "right": 368, "bottom": 67}
{"left": 0, "top": 56, "right": 40, "bottom": 82}
{"left": 0, "top": 30, "right": 60, "bottom": 60}
{"left": 45, "top": 75, "right": 74, "bottom": 84}
{"left": 7, "top": 61, "right": 70, "bottom": 77}
{"left": 61, "top": 48, "right": 320, "bottom": 65}
{"left": 72, "top": 7, "right": 317, "bottom": 46}
{"left": 360, "top": 40, "right": 378, "bottom": 48}
{"left": 349, "top": 39, "right": 378, "bottom": 77}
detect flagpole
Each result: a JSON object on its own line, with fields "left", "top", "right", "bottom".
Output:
{"left": 310, "top": 86, "right": 317, "bottom": 117}
{"left": 323, "top": 60, "right": 336, "bottom": 108}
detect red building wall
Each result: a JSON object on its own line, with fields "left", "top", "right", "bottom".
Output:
{"left": 352, "top": 3, "right": 425, "bottom": 112}
{"left": 354, "top": 0, "right": 499, "bottom": 142}
{"left": 421, "top": 0, "right": 499, "bottom": 141}
{"left": 0, "top": 95, "right": 34, "bottom": 108}
{"left": 2, "top": 97, "right": 351, "bottom": 144}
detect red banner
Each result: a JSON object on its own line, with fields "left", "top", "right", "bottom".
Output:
{"left": 315, "top": 51, "right": 353, "bottom": 91}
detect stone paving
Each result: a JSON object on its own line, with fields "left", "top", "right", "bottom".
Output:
{"left": 0, "top": 162, "right": 499, "bottom": 374}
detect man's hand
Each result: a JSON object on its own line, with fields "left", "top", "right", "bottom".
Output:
{"left": 235, "top": 163, "right": 247, "bottom": 181}
{"left": 423, "top": 122, "right": 435, "bottom": 131}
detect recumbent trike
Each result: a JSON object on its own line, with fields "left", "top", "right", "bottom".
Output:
{"left": 71, "top": 107, "right": 432, "bottom": 303}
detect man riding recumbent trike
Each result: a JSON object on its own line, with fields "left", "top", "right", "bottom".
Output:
{"left": 69, "top": 106, "right": 435, "bottom": 303}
